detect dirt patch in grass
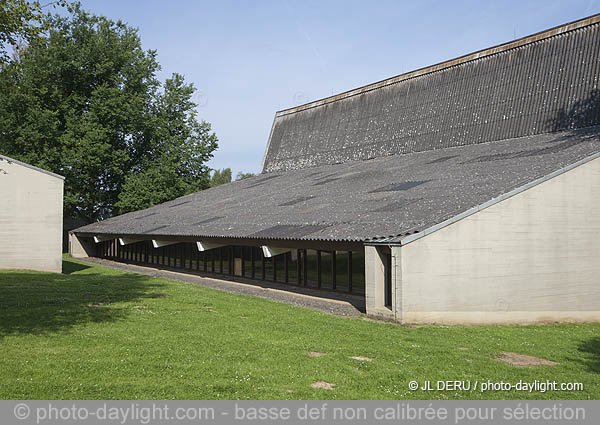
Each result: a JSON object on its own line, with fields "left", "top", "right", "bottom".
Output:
{"left": 459, "top": 347, "right": 469, "bottom": 351}
{"left": 495, "top": 352, "right": 557, "bottom": 367}
{"left": 308, "top": 351, "right": 326, "bottom": 358}
{"left": 350, "top": 356, "right": 373, "bottom": 361}
{"left": 153, "top": 293, "right": 168, "bottom": 298}
{"left": 311, "top": 381, "right": 335, "bottom": 390}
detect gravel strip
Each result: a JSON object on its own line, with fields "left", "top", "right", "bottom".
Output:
{"left": 78, "top": 257, "right": 365, "bottom": 317}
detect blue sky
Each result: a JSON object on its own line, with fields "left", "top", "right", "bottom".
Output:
{"left": 78, "top": 0, "right": 600, "bottom": 176}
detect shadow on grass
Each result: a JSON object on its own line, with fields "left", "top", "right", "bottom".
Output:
{"left": 62, "top": 260, "right": 91, "bottom": 274}
{"left": 577, "top": 337, "right": 600, "bottom": 374}
{"left": 0, "top": 258, "right": 165, "bottom": 338}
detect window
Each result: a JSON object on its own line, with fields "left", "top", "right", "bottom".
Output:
{"left": 351, "top": 250, "right": 365, "bottom": 295}
{"left": 383, "top": 253, "right": 392, "bottom": 308}
{"left": 275, "top": 252, "right": 286, "bottom": 282}
{"left": 92, "top": 241, "right": 367, "bottom": 296}
{"left": 287, "top": 251, "right": 298, "bottom": 283}
{"left": 305, "top": 250, "right": 318, "bottom": 287}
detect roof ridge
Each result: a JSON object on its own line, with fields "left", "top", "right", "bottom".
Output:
{"left": 275, "top": 13, "right": 600, "bottom": 117}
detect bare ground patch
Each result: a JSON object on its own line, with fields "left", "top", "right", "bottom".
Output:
{"left": 350, "top": 356, "right": 373, "bottom": 361}
{"left": 495, "top": 352, "right": 557, "bottom": 367}
{"left": 308, "top": 351, "right": 326, "bottom": 358}
{"left": 311, "top": 381, "right": 335, "bottom": 390}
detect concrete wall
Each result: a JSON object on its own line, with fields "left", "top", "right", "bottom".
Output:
{"left": 0, "top": 159, "right": 64, "bottom": 273}
{"left": 365, "top": 246, "right": 396, "bottom": 321}
{"left": 391, "top": 156, "right": 600, "bottom": 325}
{"left": 68, "top": 233, "right": 96, "bottom": 258}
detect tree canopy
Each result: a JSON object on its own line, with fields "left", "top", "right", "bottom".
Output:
{"left": 210, "top": 168, "right": 232, "bottom": 187}
{"left": 0, "top": 3, "right": 218, "bottom": 220}
{"left": 208, "top": 168, "right": 257, "bottom": 187}
{"left": 235, "top": 171, "right": 255, "bottom": 181}
{"left": 1, "top": 0, "right": 44, "bottom": 64}
{"left": 0, "top": 0, "right": 68, "bottom": 64}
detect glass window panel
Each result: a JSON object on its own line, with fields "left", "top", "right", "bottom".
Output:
{"left": 221, "top": 247, "right": 230, "bottom": 275}
{"left": 207, "top": 249, "right": 214, "bottom": 272}
{"left": 335, "top": 251, "right": 350, "bottom": 292}
{"left": 287, "top": 251, "right": 298, "bottom": 283}
{"left": 243, "top": 246, "right": 253, "bottom": 278}
{"left": 232, "top": 246, "right": 243, "bottom": 276}
{"left": 320, "top": 251, "right": 333, "bottom": 289}
{"left": 173, "top": 244, "right": 179, "bottom": 268}
{"left": 305, "top": 249, "right": 318, "bottom": 287}
{"left": 188, "top": 243, "right": 194, "bottom": 269}
{"left": 252, "top": 247, "right": 262, "bottom": 279}
{"left": 275, "top": 253, "right": 286, "bottom": 282}
{"left": 352, "top": 250, "right": 365, "bottom": 295}
{"left": 264, "top": 255, "right": 274, "bottom": 281}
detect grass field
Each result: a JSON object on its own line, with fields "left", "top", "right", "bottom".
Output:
{"left": 0, "top": 256, "right": 599, "bottom": 399}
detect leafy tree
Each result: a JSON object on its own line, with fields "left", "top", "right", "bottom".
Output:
{"left": 0, "top": 3, "right": 217, "bottom": 221}
{"left": 210, "top": 168, "right": 232, "bottom": 187}
{"left": 0, "top": 0, "right": 67, "bottom": 64}
{"left": 116, "top": 74, "right": 217, "bottom": 213}
{"left": 235, "top": 171, "right": 255, "bottom": 180}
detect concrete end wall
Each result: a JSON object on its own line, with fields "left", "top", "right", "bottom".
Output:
{"left": 365, "top": 245, "right": 396, "bottom": 321}
{"left": 396, "top": 156, "right": 600, "bottom": 325}
{"left": 0, "top": 160, "right": 63, "bottom": 273}
{"left": 69, "top": 233, "right": 96, "bottom": 258}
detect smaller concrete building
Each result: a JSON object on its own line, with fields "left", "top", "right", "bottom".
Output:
{"left": 0, "top": 155, "right": 64, "bottom": 273}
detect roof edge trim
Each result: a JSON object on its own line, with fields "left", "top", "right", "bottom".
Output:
{"left": 0, "top": 154, "right": 65, "bottom": 180}
{"left": 260, "top": 112, "right": 279, "bottom": 173}
{"left": 275, "top": 13, "right": 600, "bottom": 117}
{"left": 71, "top": 229, "right": 366, "bottom": 244}
{"left": 369, "top": 151, "right": 600, "bottom": 247}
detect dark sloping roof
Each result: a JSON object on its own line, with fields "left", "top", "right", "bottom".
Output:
{"left": 75, "top": 16, "right": 600, "bottom": 244}
{"left": 75, "top": 127, "right": 600, "bottom": 242}
{"left": 262, "top": 15, "right": 600, "bottom": 173}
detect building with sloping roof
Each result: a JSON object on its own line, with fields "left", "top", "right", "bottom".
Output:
{"left": 70, "top": 14, "right": 600, "bottom": 324}
{"left": 1, "top": 155, "right": 64, "bottom": 273}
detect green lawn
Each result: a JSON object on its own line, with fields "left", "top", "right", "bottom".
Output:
{"left": 0, "top": 256, "right": 598, "bottom": 399}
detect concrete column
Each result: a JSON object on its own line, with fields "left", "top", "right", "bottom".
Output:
{"left": 365, "top": 245, "right": 396, "bottom": 321}
{"left": 391, "top": 245, "right": 403, "bottom": 323}
{"left": 69, "top": 233, "right": 95, "bottom": 258}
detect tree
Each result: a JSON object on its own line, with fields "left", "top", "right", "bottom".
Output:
{"left": 235, "top": 171, "right": 255, "bottom": 180}
{"left": 0, "top": 3, "right": 217, "bottom": 220}
{"left": 116, "top": 74, "right": 217, "bottom": 213}
{"left": 210, "top": 168, "right": 232, "bottom": 187}
{"left": 0, "top": 0, "right": 67, "bottom": 64}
